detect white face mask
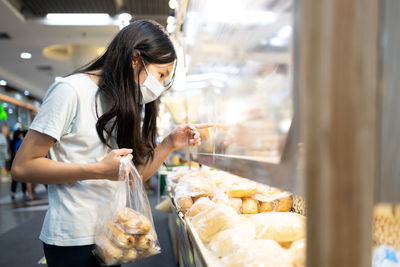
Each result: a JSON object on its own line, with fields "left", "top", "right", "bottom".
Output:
{"left": 140, "top": 61, "right": 165, "bottom": 104}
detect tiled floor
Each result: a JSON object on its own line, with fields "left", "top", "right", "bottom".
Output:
{"left": 0, "top": 175, "right": 178, "bottom": 267}
{"left": 0, "top": 176, "right": 48, "bottom": 235}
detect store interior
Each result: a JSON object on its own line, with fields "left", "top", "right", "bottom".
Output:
{"left": 0, "top": 0, "right": 399, "bottom": 267}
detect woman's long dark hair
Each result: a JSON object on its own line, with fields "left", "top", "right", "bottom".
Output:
{"left": 78, "top": 20, "right": 176, "bottom": 165}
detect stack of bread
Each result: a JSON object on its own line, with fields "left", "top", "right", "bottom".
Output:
{"left": 373, "top": 203, "right": 400, "bottom": 250}
{"left": 169, "top": 169, "right": 293, "bottom": 215}
{"left": 95, "top": 207, "right": 159, "bottom": 265}
{"left": 168, "top": 168, "right": 306, "bottom": 267}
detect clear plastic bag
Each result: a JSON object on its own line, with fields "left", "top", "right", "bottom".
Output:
{"left": 251, "top": 212, "right": 306, "bottom": 242}
{"left": 190, "top": 203, "right": 239, "bottom": 242}
{"left": 93, "top": 156, "right": 160, "bottom": 266}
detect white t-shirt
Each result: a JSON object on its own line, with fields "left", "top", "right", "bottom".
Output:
{"left": 30, "top": 73, "right": 119, "bottom": 246}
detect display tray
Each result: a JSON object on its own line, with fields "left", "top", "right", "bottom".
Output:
{"left": 169, "top": 194, "right": 222, "bottom": 267}
{"left": 185, "top": 217, "right": 222, "bottom": 267}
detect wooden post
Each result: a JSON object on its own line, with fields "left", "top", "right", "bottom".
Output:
{"left": 299, "top": 0, "right": 379, "bottom": 266}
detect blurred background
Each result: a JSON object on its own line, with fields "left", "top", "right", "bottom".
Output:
{"left": 0, "top": 0, "right": 399, "bottom": 267}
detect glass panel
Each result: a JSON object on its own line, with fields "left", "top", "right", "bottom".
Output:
{"left": 169, "top": 0, "right": 294, "bottom": 164}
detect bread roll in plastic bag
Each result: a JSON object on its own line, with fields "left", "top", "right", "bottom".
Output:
{"left": 223, "top": 239, "right": 293, "bottom": 267}
{"left": 208, "top": 217, "right": 255, "bottom": 257}
{"left": 191, "top": 204, "right": 239, "bottom": 242}
{"left": 174, "top": 175, "right": 216, "bottom": 198}
{"left": 251, "top": 212, "right": 306, "bottom": 242}
{"left": 289, "top": 239, "right": 306, "bottom": 267}
{"left": 212, "top": 190, "right": 242, "bottom": 214}
{"left": 93, "top": 156, "right": 160, "bottom": 265}
{"left": 186, "top": 197, "right": 215, "bottom": 217}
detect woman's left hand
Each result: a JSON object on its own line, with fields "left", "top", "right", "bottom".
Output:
{"left": 165, "top": 123, "right": 215, "bottom": 151}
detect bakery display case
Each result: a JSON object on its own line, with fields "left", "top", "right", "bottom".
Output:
{"left": 163, "top": 1, "right": 305, "bottom": 266}
{"left": 160, "top": 0, "right": 396, "bottom": 266}
{"left": 166, "top": 0, "right": 301, "bottom": 195}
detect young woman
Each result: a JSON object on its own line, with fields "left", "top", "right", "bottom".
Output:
{"left": 12, "top": 20, "right": 210, "bottom": 267}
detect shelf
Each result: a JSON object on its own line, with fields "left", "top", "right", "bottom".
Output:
{"left": 185, "top": 217, "right": 222, "bottom": 267}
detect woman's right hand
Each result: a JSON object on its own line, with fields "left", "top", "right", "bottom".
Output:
{"left": 95, "top": 148, "right": 133, "bottom": 181}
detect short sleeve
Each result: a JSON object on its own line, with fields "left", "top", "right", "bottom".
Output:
{"left": 30, "top": 82, "right": 78, "bottom": 142}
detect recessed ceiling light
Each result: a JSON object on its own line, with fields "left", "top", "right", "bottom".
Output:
{"left": 0, "top": 80, "right": 7, "bottom": 86}
{"left": 45, "top": 13, "right": 111, "bottom": 26}
{"left": 269, "top": 37, "right": 285, "bottom": 47}
{"left": 167, "top": 16, "right": 176, "bottom": 25}
{"left": 277, "top": 25, "right": 292, "bottom": 39}
{"left": 169, "top": 0, "right": 178, "bottom": 9}
{"left": 24, "top": 90, "right": 30, "bottom": 96}
{"left": 118, "top": 13, "right": 132, "bottom": 21}
{"left": 20, "top": 52, "right": 32, "bottom": 59}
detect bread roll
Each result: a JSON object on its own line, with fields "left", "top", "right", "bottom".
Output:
{"left": 276, "top": 196, "right": 293, "bottom": 212}
{"left": 188, "top": 177, "right": 216, "bottom": 197}
{"left": 229, "top": 182, "right": 258, "bottom": 198}
{"left": 279, "top": 241, "right": 292, "bottom": 249}
{"left": 116, "top": 208, "right": 151, "bottom": 234}
{"left": 95, "top": 235, "right": 123, "bottom": 266}
{"left": 121, "top": 248, "right": 137, "bottom": 263}
{"left": 224, "top": 239, "right": 292, "bottom": 267}
{"left": 229, "top": 198, "right": 242, "bottom": 214}
{"left": 136, "top": 233, "right": 155, "bottom": 251}
{"left": 116, "top": 208, "right": 139, "bottom": 222}
{"left": 106, "top": 221, "right": 135, "bottom": 248}
{"left": 208, "top": 220, "right": 255, "bottom": 257}
{"left": 251, "top": 212, "right": 306, "bottom": 242}
{"left": 259, "top": 201, "right": 274, "bottom": 212}
{"left": 289, "top": 239, "right": 306, "bottom": 267}
{"left": 175, "top": 176, "right": 216, "bottom": 198}
{"left": 186, "top": 197, "right": 215, "bottom": 217}
{"left": 176, "top": 196, "right": 193, "bottom": 214}
{"left": 242, "top": 198, "right": 259, "bottom": 214}
{"left": 212, "top": 191, "right": 242, "bottom": 214}
{"left": 191, "top": 204, "right": 239, "bottom": 242}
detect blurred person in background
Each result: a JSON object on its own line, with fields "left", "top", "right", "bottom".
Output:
{"left": 20, "top": 130, "right": 36, "bottom": 200}
{"left": 11, "top": 20, "right": 211, "bottom": 267}
{"left": 10, "top": 129, "right": 26, "bottom": 200}
{"left": 0, "top": 126, "right": 9, "bottom": 181}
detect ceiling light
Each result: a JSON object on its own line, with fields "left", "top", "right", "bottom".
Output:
{"left": 0, "top": 80, "right": 7, "bottom": 86}
{"left": 277, "top": 25, "right": 292, "bottom": 39}
{"left": 169, "top": 0, "right": 178, "bottom": 9}
{"left": 2, "top": 103, "right": 8, "bottom": 108}
{"left": 167, "top": 16, "right": 176, "bottom": 25}
{"left": 24, "top": 90, "right": 30, "bottom": 96}
{"left": 166, "top": 23, "right": 176, "bottom": 33}
{"left": 45, "top": 13, "right": 111, "bottom": 26}
{"left": 269, "top": 37, "right": 285, "bottom": 47}
{"left": 20, "top": 52, "right": 32, "bottom": 59}
{"left": 8, "top": 108, "right": 13, "bottom": 114}
{"left": 118, "top": 13, "right": 132, "bottom": 21}
{"left": 117, "top": 13, "right": 132, "bottom": 29}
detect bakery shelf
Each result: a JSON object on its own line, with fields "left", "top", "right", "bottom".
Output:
{"left": 168, "top": 194, "right": 222, "bottom": 267}
{"left": 184, "top": 217, "right": 222, "bottom": 267}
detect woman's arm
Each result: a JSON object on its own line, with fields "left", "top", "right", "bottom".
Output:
{"left": 137, "top": 123, "right": 213, "bottom": 180}
{"left": 11, "top": 130, "right": 133, "bottom": 184}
